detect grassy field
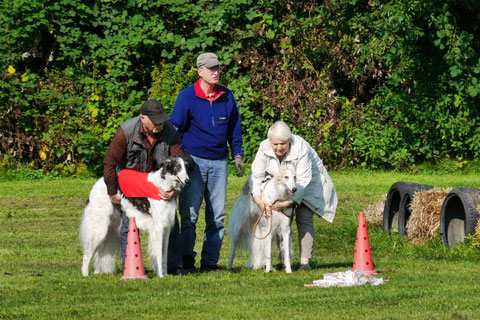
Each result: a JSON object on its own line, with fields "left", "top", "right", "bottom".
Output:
{"left": 1, "top": 170, "right": 480, "bottom": 319}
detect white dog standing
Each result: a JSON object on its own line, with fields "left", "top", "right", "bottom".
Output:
{"left": 227, "top": 168, "right": 297, "bottom": 273}
{"left": 80, "top": 157, "right": 190, "bottom": 277}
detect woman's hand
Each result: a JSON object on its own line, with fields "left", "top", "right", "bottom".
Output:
{"left": 254, "top": 195, "right": 292, "bottom": 216}
{"left": 253, "top": 195, "right": 268, "bottom": 214}
{"left": 270, "top": 199, "right": 292, "bottom": 212}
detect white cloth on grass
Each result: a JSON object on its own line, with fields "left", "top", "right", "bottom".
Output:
{"left": 305, "top": 270, "right": 386, "bottom": 288}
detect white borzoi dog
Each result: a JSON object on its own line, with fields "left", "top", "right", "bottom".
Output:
{"left": 227, "top": 168, "right": 297, "bottom": 273}
{"left": 80, "top": 156, "right": 190, "bottom": 277}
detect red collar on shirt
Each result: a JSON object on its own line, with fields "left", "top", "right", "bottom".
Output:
{"left": 194, "top": 79, "right": 225, "bottom": 103}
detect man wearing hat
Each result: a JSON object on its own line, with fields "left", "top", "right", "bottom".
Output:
{"left": 103, "top": 99, "right": 186, "bottom": 275}
{"left": 170, "top": 53, "right": 245, "bottom": 271}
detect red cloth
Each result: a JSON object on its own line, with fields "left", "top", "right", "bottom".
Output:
{"left": 118, "top": 169, "right": 161, "bottom": 200}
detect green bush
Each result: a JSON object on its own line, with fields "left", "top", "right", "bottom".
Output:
{"left": 1, "top": 0, "right": 479, "bottom": 175}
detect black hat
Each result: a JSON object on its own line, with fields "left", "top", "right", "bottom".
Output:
{"left": 140, "top": 99, "right": 169, "bottom": 124}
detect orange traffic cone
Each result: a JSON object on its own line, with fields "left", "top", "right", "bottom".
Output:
{"left": 121, "top": 217, "right": 148, "bottom": 280}
{"left": 353, "top": 212, "right": 377, "bottom": 274}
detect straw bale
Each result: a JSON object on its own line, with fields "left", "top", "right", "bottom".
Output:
{"left": 365, "top": 194, "right": 386, "bottom": 226}
{"left": 406, "top": 188, "right": 451, "bottom": 244}
{"left": 475, "top": 204, "right": 480, "bottom": 237}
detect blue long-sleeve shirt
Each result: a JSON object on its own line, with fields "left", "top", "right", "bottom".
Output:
{"left": 170, "top": 80, "right": 244, "bottom": 160}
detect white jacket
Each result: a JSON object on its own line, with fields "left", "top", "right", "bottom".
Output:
{"left": 251, "top": 135, "right": 338, "bottom": 222}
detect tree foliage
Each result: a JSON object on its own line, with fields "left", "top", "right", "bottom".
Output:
{"left": 0, "top": 0, "right": 479, "bottom": 175}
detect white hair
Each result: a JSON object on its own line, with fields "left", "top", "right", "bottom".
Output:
{"left": 267, "top": 121, "right": 292, "bottom": 141}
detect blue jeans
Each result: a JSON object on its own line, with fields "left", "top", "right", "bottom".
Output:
{"left": 179, "top": 155, "right": 228, "bottom": 266}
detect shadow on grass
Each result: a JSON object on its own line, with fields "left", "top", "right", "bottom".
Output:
{"left": 311, "top": 261, "right": 353, "bottom": 269}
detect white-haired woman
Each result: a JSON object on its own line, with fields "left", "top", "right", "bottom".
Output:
{"left": 251, "top": 121, "right": 338, "bottom": 270}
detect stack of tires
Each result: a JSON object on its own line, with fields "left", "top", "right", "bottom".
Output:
{"left": 383, "top": 182, "right": 480, "bottom": 247}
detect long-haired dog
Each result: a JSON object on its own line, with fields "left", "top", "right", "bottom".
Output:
{"left": 227, "top": 168, "right": 297, "bottom": 273}
{"left": 80, "top": 156, "right": 191, "bottom": 277}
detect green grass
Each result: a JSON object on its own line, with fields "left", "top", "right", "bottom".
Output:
{"left": 1, "top": 171, "right": 480, "bottom": 319}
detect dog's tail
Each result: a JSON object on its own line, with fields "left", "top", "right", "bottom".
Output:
{"left": 242, "top": 174, "right": 255, "bottom": 195}
{"left": 242, "top": 180, "right": 250, "bottom": 195}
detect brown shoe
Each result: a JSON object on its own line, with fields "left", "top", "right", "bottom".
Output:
{"left": 298, "top": 264, "right": 311, "bottom": 271}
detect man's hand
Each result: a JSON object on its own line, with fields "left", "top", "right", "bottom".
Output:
{"left": 234, "top": 155, "right": 245, "bottom": 177}
{"left": 159, "top": 189, "right": 179, "bottom": 201}
{"left": 110, "top": 194, "right": 121, "bottom": 205}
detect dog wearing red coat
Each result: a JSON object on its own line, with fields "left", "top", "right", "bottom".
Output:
{"left": 80, "top": 157, "right": 191, "bottom": 277}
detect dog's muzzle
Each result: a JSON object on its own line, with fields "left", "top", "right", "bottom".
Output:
{"left": 177, "top": 177, "right": 190, "bottom": 188}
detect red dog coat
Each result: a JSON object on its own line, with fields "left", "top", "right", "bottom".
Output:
{"left": 118, "top": 169, "right": 161, "bottom": 200}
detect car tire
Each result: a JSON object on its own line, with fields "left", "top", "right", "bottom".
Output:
{"left": 383, "top": 181, "right": 433, "bottom": 237}
{"left": 440, "top": 187, "right": 480, "bottom": 247}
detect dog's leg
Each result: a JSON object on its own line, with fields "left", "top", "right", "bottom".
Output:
{"left": 80, "top": 205, "right": 113, "bottom": 276}
{"left": 282, "top": 229, "right": 292, "bottom": 273}
{"left": 249, "top": 233, "right": 265, "bottom": 269}
{"left": 147, "top": 230, "right": 161, "bottom": 277}
{"left": 276, "top": 235, "right": 284, "bottom": 267}
{"left": 80, "top": 207, "right": 98, "bottom": 276}
{"left": 265, "top": 234, "right": 272, "bottom": 273}
{"left": 80, "top": 218, "right": 95, "bottom": 276}
{"left": 227, "top": 225, "right": 238, "bottom": 270}
{"left": 227, "top": 246, "right": 236, "bottom": 270}
{"left": 81, "top": 248, "right": 94, "bottom": 276}
{"left": 98, "top": 223, "right": 121, "bottom": 274}
{"left": 93, "top": 210, "right": 121, "bottom": 275}
{"left": 161, "top": 226, "right": 170, "bottom": 277}
{"left": 94, "top": 235, "right": 116, "bottom": 274}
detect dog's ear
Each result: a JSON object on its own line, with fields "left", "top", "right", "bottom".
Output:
{"left": 261, "top": 176, "right": 272, "bottom": 184}
{"left": 182, "top": 152, "right": 195, "bottom": 171}
{"left": 164, "top": 158, "right": 175, "bottom": 172}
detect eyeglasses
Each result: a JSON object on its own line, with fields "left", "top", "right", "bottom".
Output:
{"left": 152, "top": 122, "right": 164, "bottom": 133}
{"left": 202, "top": 66, "right": 220, "bottom": 73}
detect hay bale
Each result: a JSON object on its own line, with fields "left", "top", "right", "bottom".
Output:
{"left": 475, "top": 204, "right": 480, "bottom": 237}
{"left": 406, "top": 188, "right": 451, "bottom": 244}
{"left": 365, "top": 194, "right": 386, "bottom": 226}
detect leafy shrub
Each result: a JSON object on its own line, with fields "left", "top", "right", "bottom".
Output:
{"left": 0, "top": 0, "right": 479, "bottom": 175}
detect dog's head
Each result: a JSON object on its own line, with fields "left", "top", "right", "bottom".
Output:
{"left": 276, "top": 168, "right": 297, "bottom": 196}
{"left": 158, "top": 157, "right": 190, "bottom": 191}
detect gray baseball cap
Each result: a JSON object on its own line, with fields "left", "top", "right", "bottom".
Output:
{"left": 140, "top": 99, "right": 169, "bottom": 124}
{"left": 197, "top": 53, "right": 220, "bottom": 68}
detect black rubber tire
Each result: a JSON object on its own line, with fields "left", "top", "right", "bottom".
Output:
{"left": 383, "top": 181, "right": 433, "bottom": 237}
{"left": 440, "top": 187, "right": 480, "bottom": 247}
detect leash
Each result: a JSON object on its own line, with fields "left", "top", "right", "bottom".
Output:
{"left": 251, "top": 208, "right": 273, "bottom": 240}
{"left": 251, "top": 179, "right": 274, "bottom": 240}
{"left": 251, "top": 207, "right": 295, "bottom": 240}
{"left": 251, "top": 177, "right": 296, "bottom": 239}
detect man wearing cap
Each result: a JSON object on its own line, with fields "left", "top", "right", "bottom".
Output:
{"left": 103, "top": 99, "right": 186, "bottom": 275}
{"left": 170, "top": 52, "right": 245, "bottom": 271}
